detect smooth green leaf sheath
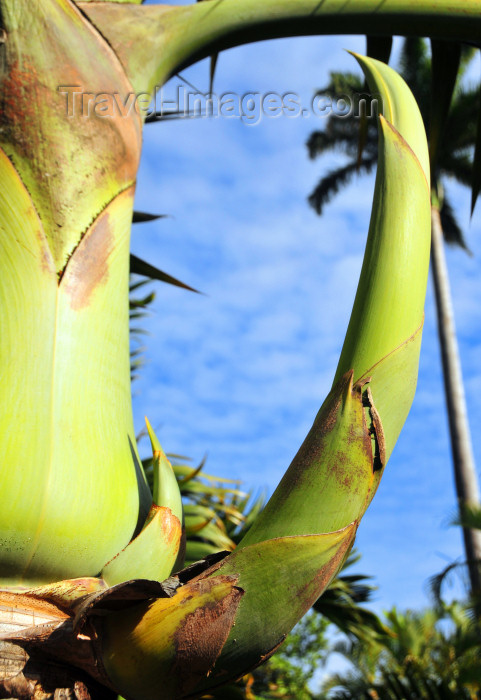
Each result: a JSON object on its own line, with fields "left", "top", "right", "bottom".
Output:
{"left": 334, "top": 54, "right": 431, "bottom": 462}
{"left": 0, "top": 0, "right": 151, "bottom": 585}
{"left": 0, "top": 152, "right": 150, "bottom": 585}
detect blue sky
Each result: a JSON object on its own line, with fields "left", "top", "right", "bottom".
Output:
{"left": 130, "top": 20, "right": 481, "bottom": 616}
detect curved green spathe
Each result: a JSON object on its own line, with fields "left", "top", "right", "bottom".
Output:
{"left": 334, "top": 55, "right": 431, "bottom": 461}
{"left": 237, "top": 56, "right": 431, "bottom": 550}
{"left": 97, "top": 54, "right": 432, "bottom": 698}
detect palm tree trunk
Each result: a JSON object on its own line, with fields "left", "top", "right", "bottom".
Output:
{"left": 431, "top": 205, "right": 481, "bottom": 596}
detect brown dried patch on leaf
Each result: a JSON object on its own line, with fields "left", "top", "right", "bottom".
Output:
{"left": 289, "top": 371, "right": 371, "bottom": 504}
{"left": 61, "top": 210, "right": 114, "bottom": 310}
{"left": 172, "top": 577, "right": 244, "bottom": 696}
{"left": 0, "top": 1, "right": 141, "bottom": 270}
{"left": 60, "top": 185, "right": 134, "bottom": 307}
{"left": 322, "top": 370, "right": 354, "bottom": 438}
{"left": 357, "top": 382, "right": 386, "bottom": 474}
{"left": 364, "top": 385, "right": 386, "bottom": 470}
{"left": 160, "top": 508, "right": 182, "bottom": 546}
{"left": 350, "top": 378, "right": 374, "bottom": 471}
{"left": 269, "top": 370, "right": 357, "bottom": 509}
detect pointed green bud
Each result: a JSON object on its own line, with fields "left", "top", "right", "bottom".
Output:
{"left": 100, "top": 506, "right": 182, "bottom": 587}
{"left": 145, "top": 417, "right": 183, "bottom": 522}
{"left": 98, "top": 420, "right": 185, "bottom": 585}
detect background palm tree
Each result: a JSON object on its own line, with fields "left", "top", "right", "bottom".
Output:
{"left": 320, "top": 604, "right": 480, "bottom": 699}
{"left": 306, "top": 37, "right": 481, "bottom": 597}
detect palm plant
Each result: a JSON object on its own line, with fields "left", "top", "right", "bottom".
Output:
{"left": 247, "top": 611, "right": 330, "bottom": 700}
{"left": 312, "top": 552, "right": 388, "bottom": 644}
{"left": 1, "top": 1, "right": 481, "bottom": 697}
{"left": 320, "top": 604, "right": 480, "bottom": 699}
{"left": 307, "top": 37, "right": 481, "bottom": 596}
{"left": 429, "top": 505, "right": 481, "bottom": 620}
